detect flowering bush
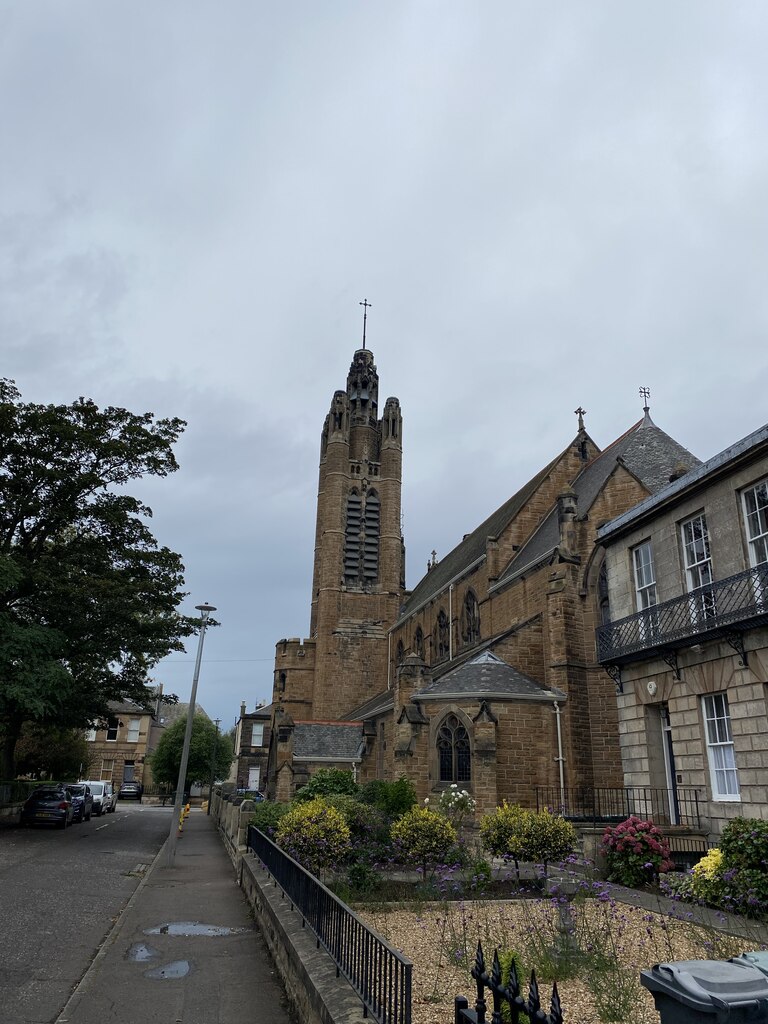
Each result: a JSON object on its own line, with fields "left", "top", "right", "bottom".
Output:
{"left": 427, "top": 784, "right": 476, "bottom": 831}
{"left": 390, "top": 806, "right": 457, "bottom": 876}
{"left": 601, "top": 816, "right": 674, "bottom": 888}
{"left": 720, "top": 817, "right": 768, "bottom": 873}
{"left": 275, "top": 798, "right": 351, "bottom": 874}
{"left": 480, "top": 803, "right": 576, "bottom": 875}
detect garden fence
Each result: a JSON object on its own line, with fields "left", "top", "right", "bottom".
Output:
{"left": 247, "top": 825, "right": 412, "bottom": 1024}
{"left": 454, "top": 942, "right": 564, "bottom": 1024}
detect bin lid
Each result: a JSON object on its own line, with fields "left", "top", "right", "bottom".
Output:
{"left": 733, "top": 953, "right": 768, "bottom": 976}
{"left": 640, "top": 960, "right": 768, "bottom": 1013}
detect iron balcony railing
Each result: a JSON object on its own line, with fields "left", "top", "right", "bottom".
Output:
{"left": 247, "top": 825, "right": 412, "bottom": 1024}
{"left": 596, "top": 564, "right": 768, "bottom": 664}
{"left": 535, "top": 785, "right": 702, "bottom": 829}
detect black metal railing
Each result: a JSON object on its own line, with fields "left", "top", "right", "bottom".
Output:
{"left": 535, "top": 786, "right": 701, "bottom": 829}
{"left": 596, "top": 564, "right": 768, "bottom": 663}
{"left": 455, "top": 942, "right": 563, "bottom": 1024}
{"left": 247, "top": 825, "right": 412, "bottom": 1024}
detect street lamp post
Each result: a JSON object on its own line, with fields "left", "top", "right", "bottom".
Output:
{"left": 207, "top": 718, "right": 220, "bottom": 816}
{"left": 164, "top": 602, "right": 216, "bottom": 868}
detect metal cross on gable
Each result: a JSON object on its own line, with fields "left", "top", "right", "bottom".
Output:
{"left": 639, "top": 386, "right": 651, "bottom": 411}
{"left": 574, "top": 406, "right": 586, "bottom": 431}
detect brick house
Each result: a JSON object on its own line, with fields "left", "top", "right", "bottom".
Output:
{"left": 267, "top": 346, "right": 700, "bottom": 813}
{"left": 596, "top": 420, "right": 768, "bottom": 840}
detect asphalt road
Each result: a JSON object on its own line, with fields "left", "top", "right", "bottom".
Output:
{"left": 0, "top": 803, "right": 172, "bottom": 1024}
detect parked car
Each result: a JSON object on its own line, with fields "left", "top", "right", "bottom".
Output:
{"left": 118, "top": 781, "right": 142, "bottom": 801}
{"left": 21, "top": 785, "right": 74, "bottom": 829}
{"left": 102, "top": 782, "right": 118, "bottom": 813}
{"left": 66, "top": 783, "right": 93, "bottom": 822}
{"left": 79, "top": 780, "right": 107, "bottom": 816}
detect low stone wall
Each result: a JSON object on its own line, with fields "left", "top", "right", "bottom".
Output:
{"left": 210, "top": 788, "right": 367, "bottom": 1024}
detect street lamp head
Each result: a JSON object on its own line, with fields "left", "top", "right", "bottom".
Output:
{"left": 195, "top": 602, "right": 217, "bottom": 620}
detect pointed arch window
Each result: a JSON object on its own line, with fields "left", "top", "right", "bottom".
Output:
{"left": 461, "top": 590, "right": 480, "bottom": 645}
{"left": 437, "top": 714, "right": 471, "bottom": 783}
{"left": 344, "top": 488, "right": 380, "bottom": 585}
{"left": 414, "top": 626, "right": 424, "bottom": 660}
{"left": 434, "top": 608, "right": 449, "bottom": 661}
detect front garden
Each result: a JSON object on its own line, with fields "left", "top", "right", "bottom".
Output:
{"left": 250, "top": 771, "right": 768, "bottom": 1023}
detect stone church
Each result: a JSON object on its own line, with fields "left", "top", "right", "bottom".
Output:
{"left": 266, "top": 345, "right": 699, "bottom": 813}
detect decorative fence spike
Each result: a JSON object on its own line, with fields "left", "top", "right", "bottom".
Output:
{"left": 454, "top": 947, "right": 565, "bottom": 1024}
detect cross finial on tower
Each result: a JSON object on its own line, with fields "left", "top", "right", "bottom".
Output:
{"left": 639, "top": 386, "right": 651, "bottom": 413}
{"left": 359, "top": 298, "right": 372, "bottom": 349}
{"left": 574, "top": 406, "right": 586, "bottom": 431}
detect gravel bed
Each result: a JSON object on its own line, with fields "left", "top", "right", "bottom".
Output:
{"left": 357, "top": 897, "right": 768, "bottom": 1024}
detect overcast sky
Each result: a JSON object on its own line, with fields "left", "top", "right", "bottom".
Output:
{"left": 3, "top": 3, "right": 768, "bottom": 730}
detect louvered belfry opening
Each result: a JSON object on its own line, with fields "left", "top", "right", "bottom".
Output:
{"left": 344, "top": 488, "right": 380, "bottom": 587}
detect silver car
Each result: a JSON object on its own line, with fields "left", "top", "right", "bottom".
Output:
{"left": 79, "top": 780, "right": 107, "bottom": 816}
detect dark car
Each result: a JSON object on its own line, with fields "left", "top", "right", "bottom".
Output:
{"left": 21, "top": 786, "right": 75, "bottom": 829}
{"left": 118, "top": 781, "right": 142, "bottom": 801}
{"left": 66, "top": 783, "right": 93, "bottom": 822}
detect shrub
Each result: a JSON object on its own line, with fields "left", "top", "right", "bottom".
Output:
{"left": 275, "top": 798, "right": 351, "bottom": 874}
{"left": 390, "top": 806, "right": 457, "bottom": 876}
{"left": 480, "top": 804, "right": 576, "bottom": 876}
{"left": 720, "top": 817, "right": 768, "bottom": 873}
{"left": 323, "top": 793, "right": 388, "bottom": 843}
{"left": 601, "top": 816, "right": 674, "bottom": 888}
{"left": 248, "top": 800, "right": 289, "bottom": 834}
{"left": 293, "top": 768, "right": 359, "bottom": 803}
{"left": 427, "top": 784, "right": 476, "bottom": 831}
{"left": 359, "top": 774, "right": 417, "bottom": 820}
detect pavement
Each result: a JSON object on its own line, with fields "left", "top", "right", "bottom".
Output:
{"left": 55, "top": 810, "right": 294, "bottom": 1024}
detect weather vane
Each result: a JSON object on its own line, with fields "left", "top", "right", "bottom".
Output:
{"left": 639, "top": 386, "right": 651, "bottom": 412}
{"left": 359, "top": 298, "right": 372, "bottom": 349}
{"left": 574, "top": 406, "right": 586, "bottom": 431}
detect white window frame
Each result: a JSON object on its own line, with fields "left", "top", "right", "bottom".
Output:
{"left": 632, "top": 541, "right": 658, "bottom": 640}
{"left": 742, "top": 478, "right": 768, "bottom": 568}
{"left": 100, "top": 758, "right": 114, "bottom": 781}
{"left": 251, "top": 723, "right": 264, "bottom": 747}
{"left": 681, "top": 513, "right": 715, "bottom": 622}
{"left": 702, "top": 693, "right": 740, "bottom": 801}
{"left": 85, "top": 724, "right": 97, "bottom": 742}
{"left": 105, "top": 723, "right": 119, "bottom": 742}
{"left": 126, "top": 718, "right": 141, "bottom": 743}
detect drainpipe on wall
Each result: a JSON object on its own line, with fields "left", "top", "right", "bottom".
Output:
{"left": 449, "top": 584, "right": 454, "bottom": 661}
{"left": 387, "top": 631, "right": 391, "bottom": 690}
{"left": 553, "top": 702, "right": 565, "bottom": 809}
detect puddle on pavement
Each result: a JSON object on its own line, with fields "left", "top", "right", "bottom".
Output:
{"left": 144, "top": 921, "right": 247, "bottom": 937}
{"left": 127, "top": 942, "right": 159, "bottom": 963}
{"left": 144, "top": 960, "right": 191, "bottom": 979}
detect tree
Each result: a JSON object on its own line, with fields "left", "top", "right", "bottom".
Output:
{"left": 0, "top": 379, "right": 201, "bottom": 777}
{"left": 149, "top": 714, "right": 233, "bottom": 790}
{"left": 14, "top": 723, "right": 93, "bottom": 781}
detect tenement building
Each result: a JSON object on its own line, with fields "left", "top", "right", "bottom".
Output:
{"left": 266, "top": 344, "right": 700, "bottom": 814}
{"left": 597, "top": 420, "right": 768, "bottom": 839}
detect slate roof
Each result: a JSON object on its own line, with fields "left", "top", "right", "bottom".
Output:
{"left": 343, "top": 690, "right": 394, "bottom": 721}
{"left": 413, "top": 651, "right": 566, "bottom": 703}
{"left": 398, "top": 449, "right": 567, "bottom": 621}
{"left": 293, "top": 721, "right": 366, "bottom": 760}
{"left": 598, "top": 420, "right": 768, "bottom": 542}
{"left": 493, "top": 414, "right": 700, "bottom": 587}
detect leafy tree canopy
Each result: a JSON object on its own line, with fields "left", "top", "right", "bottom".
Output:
{"left": 0, "top": 379, "right": 200, "bottom": 776}
{"left": 14, "top": 723, "right": 92, "bottom": 781}
{"left": 149, "top": 714, "right": 233, "bottom": 789}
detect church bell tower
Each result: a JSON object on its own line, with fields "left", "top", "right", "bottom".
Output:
{"left": 305, "top": 346, "right": 404, "bottom": 719}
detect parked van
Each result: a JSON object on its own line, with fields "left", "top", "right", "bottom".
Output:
{"left": 79, "top": 780, "right": 107, "bottom": 816}
{"left": 102, "top": 782, "right": 118, "bottom": 813}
